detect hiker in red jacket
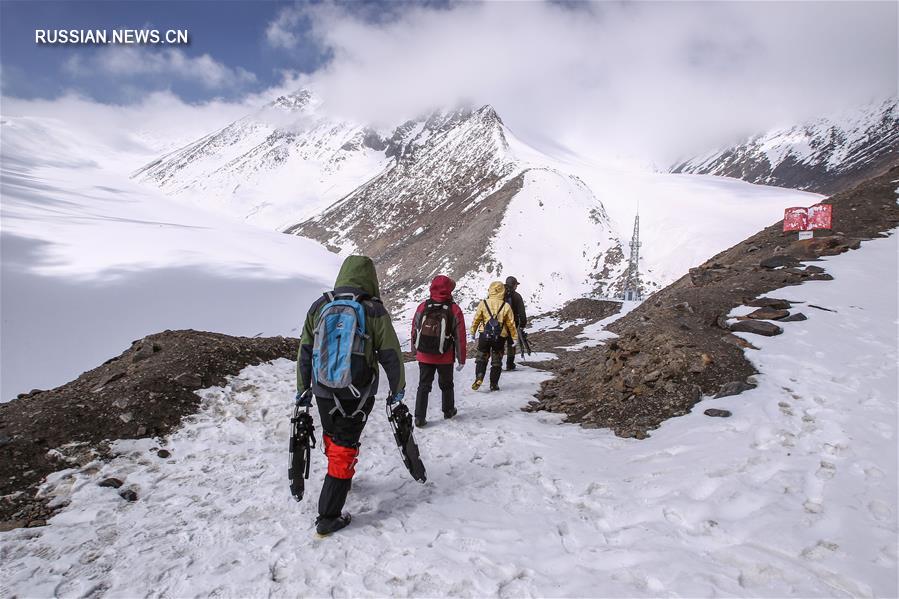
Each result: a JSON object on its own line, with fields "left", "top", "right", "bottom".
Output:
{"left": 410, "top": 275, "right": 467, "bottom": 427}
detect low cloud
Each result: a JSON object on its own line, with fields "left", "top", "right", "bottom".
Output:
{"left": 65, "top": 47, "right": 257, "bottom": 90}
{"left": 274, "top": 1, "right": 897, "bottom": 164}
{"left": 266, "top": 6, "right": 305, "bottom": 49}
{"left": 0, "top": 71, "right": 308, "bottom": 170}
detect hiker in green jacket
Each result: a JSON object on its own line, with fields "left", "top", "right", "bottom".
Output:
{"left": 296, "top": 255, "right": 406, "bottom": 537}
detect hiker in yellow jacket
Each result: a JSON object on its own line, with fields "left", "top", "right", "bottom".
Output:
{"left": 470, "top": 281, "right": 518, "bottom": 391}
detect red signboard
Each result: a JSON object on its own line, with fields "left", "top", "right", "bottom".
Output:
{"left": 783, "top": 203, "right": 832, "bottom": 232}
{"left": 807, "top": 203, "right": 833, "bottom": 230}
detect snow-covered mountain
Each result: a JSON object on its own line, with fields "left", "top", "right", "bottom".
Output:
{"left": 132, "top": 91, "right": 390, "bottom": 229}
{"left": 132, "top": 90, "right": 822, "bottom": 315}
{"left": 285, "top": 105, "right": 626, "bottom": 311}
{"left": 134, "top": 92, "right": 628, "bottom": 312}
{"left": 671, "top": 98, "right": 899, "bottom": 194}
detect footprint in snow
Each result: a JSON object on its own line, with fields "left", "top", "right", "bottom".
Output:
{"left": 867, "top": 499, "right": 892, "bottom": 522}
{"left": 800, "top": 540, "right": 839, "bottom": 561}
{"left": 815, "top": 461, "right": 836, "bottom": 480}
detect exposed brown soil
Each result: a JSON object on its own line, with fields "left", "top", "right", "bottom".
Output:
{"left": 526, "top": 163, "right": 899, "bottom": 438}
{"left": 0, "top": 330, "right": 298, "bottom": 530}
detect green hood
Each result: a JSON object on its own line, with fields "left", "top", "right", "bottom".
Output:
{"left": 334, "top": 255, "right": 381, "bottom": 297}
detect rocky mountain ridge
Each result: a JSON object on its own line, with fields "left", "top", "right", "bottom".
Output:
{"left": 285, "top": 104, "right": 628, "bottom": 310}
{"left": 671, "top": 98, "right": 898, "bottom": 194}
{"left": 135, "top": 91, "right": 629, "bottom": 313}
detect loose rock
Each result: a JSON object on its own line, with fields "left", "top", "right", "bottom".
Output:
{"left": 746, "top": 308, "right": 791, "bottom": 320}
{"left": 131, "top": 338, "right": 159, "bottom": 363}
{"left": 715, "top": 381, "right": 756, "bottom": 398}
{"left": 730, "top": 320, "right": 783, "bottom": 336}
{"left": 777, "top": 312, "right": 808, "bottom": 322}
{"left": 118, "top": 489, "right": 138, "bottom": 502}
{"left": 704, "top": 408, "right": 732, "bottom": 418}
{"left": 98, "top": 477, "right": 123, "bottom": 489}
{"left": 760, "top": 255, "right": 800, "bottom": 269}
{"left": 747, "top": 297, "right": 792, "bottom": 310}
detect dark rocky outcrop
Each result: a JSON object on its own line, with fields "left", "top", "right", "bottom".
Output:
{"left": 0, "top": 330, "right": 298, "bottom": 529}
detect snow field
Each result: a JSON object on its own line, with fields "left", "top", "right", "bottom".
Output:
{"left": 2, "top": 233, "right": 895, "bottom": 597}
{"left": 455, "top": 168, "right": 625, "bottom": 314}
{"left": 505, "top": 129, "right": 824, "bottom": 288}
{"left": 1, "top": 115, "right": 341, "bottom": 399}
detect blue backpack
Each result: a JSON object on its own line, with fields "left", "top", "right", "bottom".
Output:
{"left": 311, "top": 292, "right": 371, "bottom": 403}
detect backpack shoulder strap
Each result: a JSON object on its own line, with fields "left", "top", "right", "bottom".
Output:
{"left": 484, "top": 300, "right": 495, "bottom": 319}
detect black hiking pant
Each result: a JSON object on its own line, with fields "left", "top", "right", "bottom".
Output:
{"left": 415, "top": 362, "right": 454, "bottom": 421}
{"left": 505, "top": 335, "right": 517, "bottom": 369}
{"left": 475, "top": 336, "right": 505, "bottom": 388}
{"left": 315, "top": 395, "right": 375, "bottom": 519}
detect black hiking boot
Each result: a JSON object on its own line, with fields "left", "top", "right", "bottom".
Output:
{"left": 506, "top": 364, "right": 516, "bottom": 371}
{"left": 315, "top": 513, "right": 352, "bottom": 538}
{"left": 489, "top": 384, "right": 500, "bottom": 392}
{"left": 414, "top": 417, "right": 426, "bottom": 428}
{"left": 444, "top": 407, "right": 457, "bottom": 420}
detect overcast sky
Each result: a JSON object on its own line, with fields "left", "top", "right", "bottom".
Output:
{"left": 1, "top": 0, "right": 896, "bottom": 164}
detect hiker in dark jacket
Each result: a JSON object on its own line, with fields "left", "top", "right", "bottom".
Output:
{"left": 296, "top": 255, "right": 406, "bottom": 537}
{"left": 410, "top": 275, "right": 467, "bottom": 427}
{"left": 503, "top": 276, "right": 527, "bottom": 371}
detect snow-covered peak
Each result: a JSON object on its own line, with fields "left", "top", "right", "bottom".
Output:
{"left": 672, "top": 97, "right": 899, "bottom": 194}
{"left": 267, "top": 89, "right": 314, "bottom": 112}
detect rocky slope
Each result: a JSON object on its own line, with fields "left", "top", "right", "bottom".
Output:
{"left": 527, "top": 162, "right": 899, "bottom": 438}
{"left": 0, "top": 331, "right": 298, "bottom": 530}
{"left": 671, "top": 98, "right": 898, "bottom": 195}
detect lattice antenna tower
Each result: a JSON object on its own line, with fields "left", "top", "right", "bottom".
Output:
{"left": 622, "top": 212, "right": 642, "bottom": 301}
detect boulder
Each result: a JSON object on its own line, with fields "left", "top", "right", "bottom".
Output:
{"left": 131, "top": 338, "right": 159, "bottom": 363}
{"left": 760, "top": 255, "right": 800, "bottom": 269}
{"left": 747, "top": 297, "right": 791, "bottom": 310}
{"left": 777, "top": 312, "right": 808, "bottom": 322}
{"left": 730, "top": 320, "right": 783, "bottom": 336}
{"left": 704, "top": 408, "right": 732, "bottom": 418}
{"left": 118, "top": 489, "right": 138, "bottom": 502}
{"left": 98, "top": 477, "right": 123, "bottom": 489}
{"left": 714, "top": 381, "right": 756, "bottom": 398}
{"left": 746, "top": 308, "right": 791, "bottom": 320}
